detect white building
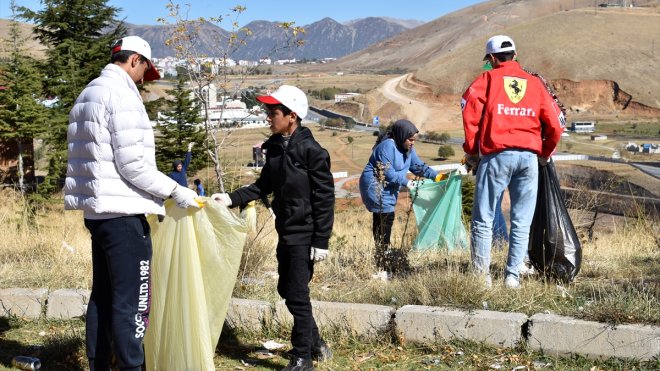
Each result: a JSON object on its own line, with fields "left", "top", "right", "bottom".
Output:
{"left": 570, "top": 121, "right": 596, "bottom": 133}
{"left": 207, "top": 104, "right": 268, "bottom": 127}
{"left": 334, "top": 92, "right": 361, "bottom": 103}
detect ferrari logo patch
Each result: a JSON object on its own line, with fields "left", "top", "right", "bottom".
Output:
{"left": 504, "top": 76, "right": 527, "bottom": 104}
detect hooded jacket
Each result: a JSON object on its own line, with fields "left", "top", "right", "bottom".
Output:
{"left": 359, "top": 120, "right": 438, "bottom": 213}
{"left": 168, "top": 151, "right": 191, "bottom": 187}
{"left": 64, "top": 64, "right": 177, "bottom": 217}
{"left": 228, "top": 126, "right": 335, "bottom": 249}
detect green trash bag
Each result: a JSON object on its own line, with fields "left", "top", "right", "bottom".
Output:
{"left": 145, "top": 198, "right": 247, "bottom": 370}
{"left": 410, "top": 172, "right": 468, "bottom": 251}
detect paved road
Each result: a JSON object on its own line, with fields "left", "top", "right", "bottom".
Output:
{"left": 631, "top": 162, "right": 660, "bottom": 179}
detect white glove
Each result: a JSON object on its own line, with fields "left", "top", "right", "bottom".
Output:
{"left": 211, "top": 193, "right": 232, "bottom": 207}
{"left": 171, "top": 185, "right": 201, "bottom": 209}
{"left": 406, "top": 180, "right": 417, "bottom": 189}
{"left": 310, "top": 247, "right": 329, "bottom": 262}
{"left": 187, "top": 142, "right": 194, "bottom": 151}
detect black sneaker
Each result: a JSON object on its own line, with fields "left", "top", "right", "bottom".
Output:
{"left": 281, "top": 357, "right": 314, "bottom": 371}
{"left": 312, "top": 340, "right": 333, "bottom": 362}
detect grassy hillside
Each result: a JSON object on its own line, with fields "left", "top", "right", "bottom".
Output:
{"left": 415, "top": 6, "right": 660, "bottom": 109}
{"left": 0, "top": 19, "right": 45, "bottom": 59}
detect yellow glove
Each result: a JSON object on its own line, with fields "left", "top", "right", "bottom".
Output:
{"left": 435, "top": 172, "right": 449, "bottom": 182}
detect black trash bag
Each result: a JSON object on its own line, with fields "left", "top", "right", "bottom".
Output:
{"left": 528, "top": 159, "right": 582, "bottom": 282}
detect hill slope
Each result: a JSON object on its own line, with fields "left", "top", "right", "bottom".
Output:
{"left": 320, "top": 0, "right": 660, "bottom": 132}
{"left": 332, "top": 0, "right": 600, "bottom": 72}
{"left": 416, "top": 6, "right": 660, "bottom": 110}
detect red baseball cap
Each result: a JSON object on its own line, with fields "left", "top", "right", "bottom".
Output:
{"left": 111, "top": 36, "right": 161, "bottom": 81}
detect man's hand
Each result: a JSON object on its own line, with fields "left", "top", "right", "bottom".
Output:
{"left": 171, "top": 185, "right": 201, "bottom": 209}
{"left": 462, "top": 153, "right": 480, "bottom": 173}
{"left": 187, "top": 142, "right": 195, "bottom": 152}
{"left": 538, "top": 156, "right": 550, "bottom": 166}
{"left": 310, "top": 247, "right": 329, "bottom": 262}
{"left": 211, "top": 193, "right": 232, "bottom": 207}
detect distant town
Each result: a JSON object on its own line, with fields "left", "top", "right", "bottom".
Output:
{"left": 151, "top": 56, "right": 338, "bottom": 78}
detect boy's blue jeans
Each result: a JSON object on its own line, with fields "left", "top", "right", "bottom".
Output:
{"left": 471, "top": 150, "right": 538, "bottom": 280}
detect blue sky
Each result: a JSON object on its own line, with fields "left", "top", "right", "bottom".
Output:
{"left": 2, "top": 0, "right": 485, "bottom": 26}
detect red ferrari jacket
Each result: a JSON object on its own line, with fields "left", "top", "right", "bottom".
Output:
{"left": 461, "top": 61, "right": 565, "bottom": 158}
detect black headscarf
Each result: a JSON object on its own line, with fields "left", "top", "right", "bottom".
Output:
{"left": 390, "top": 119, "right": 418, "bottom": 153}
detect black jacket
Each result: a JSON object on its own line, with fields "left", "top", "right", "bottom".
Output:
{"left": 228, "top": 126, "right": 335, "bottom": 249}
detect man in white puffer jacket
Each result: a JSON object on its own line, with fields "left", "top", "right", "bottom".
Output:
{"left": 64, "top": 36, "right": 199, "bottom": 371}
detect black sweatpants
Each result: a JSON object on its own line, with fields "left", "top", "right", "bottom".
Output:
{"left": 84, "top": 215, "right": 152, "bottom": 371}
{"left": 276, "top": 243, "right": 321, "bottom": 359}
{"left": 372, "top": 212, "right": 395, "bottom": 270}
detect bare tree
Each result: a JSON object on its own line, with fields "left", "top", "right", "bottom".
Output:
{"left": 159, "top": 1, "right": 304, "bottom": 191}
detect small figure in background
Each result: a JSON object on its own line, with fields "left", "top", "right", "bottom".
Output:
{"left": 194, "top": 178, "right": 205, "bottom": 196}
{"left": 169, "top": 142, "right": 194, "bottom": 187}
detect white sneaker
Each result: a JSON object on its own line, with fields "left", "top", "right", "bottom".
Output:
{"left": 504, "top": 276, "right": 521, "bottom": 289}
{"left": 484, "top": 275, "right": 493, "bottom": 289}
{"left": 518, "top": 264, "right": 536, "bottom": 277}
{"left": 371, "top": 270, "right": 392, "bottom": 281}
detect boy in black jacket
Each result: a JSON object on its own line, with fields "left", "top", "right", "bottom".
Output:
{"left": 213, "top": 85, "right": 334, "bottom": 371}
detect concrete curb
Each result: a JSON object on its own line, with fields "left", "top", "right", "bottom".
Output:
{"left": 395, "top": 305, "right": 527, "bottom": 348}
{"left": 0, "top": 288, "right": 47, "bottom": 319}
{"left": 46, "top": 289, "right": 90, "bottom": 319}
{"left": 1, "top": 288, "right": 658, "bottom": 360}
{"left": 273, "top": 300, "right": 394, "bottom": 337}
{"left": 528, "top": 313, "right": 660, "bottom": 360}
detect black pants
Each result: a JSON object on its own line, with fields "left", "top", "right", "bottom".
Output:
{"left": 372, "top": 212, "right": 395, "bottom": 270}
{"left": 276, "top": 243, "right": 321, "bottom": 359}
{"left": 84, "top": 215, "right": 152, "bottom": 371}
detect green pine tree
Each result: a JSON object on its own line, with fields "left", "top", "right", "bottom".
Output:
{"left": 155, "top": 76, "right": 206, "bottom": 177}
{"left": 0, "top": 1, "right": 49, "bottom": 193}
{"left": 19, "top": 0, "right": 126, "bottom": 195}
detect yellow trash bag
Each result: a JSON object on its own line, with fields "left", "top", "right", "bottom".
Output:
{"left": 239, "top": 201, "right": 257, "bottom": 232}
{"left": 145, "top": 198, "right": 247, "bottom": 371}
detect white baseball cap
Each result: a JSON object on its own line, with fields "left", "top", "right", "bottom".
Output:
{"left": 484, "top": 35, "right": 516, "bottom": 60}
{"left": 111, "top": 36, "right": 161, "bottom": 81}
{"left": 256, "top": 85, "right": 308, "bottom": 119}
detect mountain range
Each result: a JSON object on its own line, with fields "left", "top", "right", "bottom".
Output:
{"left": 128, "top": 16, "right": 414, "bottom": 60}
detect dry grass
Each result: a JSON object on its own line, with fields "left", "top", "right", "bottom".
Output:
{"left": 0, "top": 190, "right": 91, "bottom": 290}
{"left": 0, "top": 135, "right": 657, "bottom": 325}
{"left": 233, "top": 200, "right": 659, "bottom": 325}
{"left": 2, "top": 317, "right": 657, "bottom": 370}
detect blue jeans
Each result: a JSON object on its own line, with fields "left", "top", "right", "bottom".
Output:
{"left": 493, "top": 193, "right": 509, "bottom": 244}
{"left": 471, "top": 150, "right": 538, "bottom": 280}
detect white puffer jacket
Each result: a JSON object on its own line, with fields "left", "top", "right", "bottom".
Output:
{"left": 64, "top": 64, "right": 177, "bottom": 217}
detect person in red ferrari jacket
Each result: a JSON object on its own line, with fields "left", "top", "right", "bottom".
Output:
{"left": 461, "top": 35, "right": 564, "bottom": 289}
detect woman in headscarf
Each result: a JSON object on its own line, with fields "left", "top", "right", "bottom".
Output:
{"left": 359, "top": 119, "right": 440, "bottom": 278}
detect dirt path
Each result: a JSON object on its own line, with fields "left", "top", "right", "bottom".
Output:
{"left": 379, "top": 74, "right": 433, "bottom": 129}
{"left": 377, "top": 74, "right": 462, "bottom": 133}
{"left": 332, "top": 133, "right": 363, "bottom": 173}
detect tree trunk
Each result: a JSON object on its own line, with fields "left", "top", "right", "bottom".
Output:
{"left": 17, "top": 140, "right": 25, "bottom": 194}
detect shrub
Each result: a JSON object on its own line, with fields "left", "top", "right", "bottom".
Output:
{"left": 437, "top": 145, "right": 455, "bottom": 159}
